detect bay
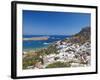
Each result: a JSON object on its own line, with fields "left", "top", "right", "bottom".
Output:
{"left": 23, "top": 35, "right": 71, "bottom": 51}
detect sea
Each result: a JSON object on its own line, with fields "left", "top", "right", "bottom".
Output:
{"left": 23, "top": 35, "right": 70, "bottom": 51}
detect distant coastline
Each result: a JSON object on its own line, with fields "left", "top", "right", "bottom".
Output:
{"left": 23, "top": 36, "right": 49, "bottom": 41}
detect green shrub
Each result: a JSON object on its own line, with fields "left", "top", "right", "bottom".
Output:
{"left": 46, "top": 61, "right": 71, "bottom": 68}
{"left": 23, "top": 54, "right": 42, "bottom": 69}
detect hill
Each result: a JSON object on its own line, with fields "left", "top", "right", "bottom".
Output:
{"left": 62, "top": 27, "right": 91, "bottom": 44}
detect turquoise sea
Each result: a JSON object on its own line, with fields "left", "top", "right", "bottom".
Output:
{"left": 23, "top": 35, "right": 70, "bottom": 51}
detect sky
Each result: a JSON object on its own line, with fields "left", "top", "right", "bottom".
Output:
{"left": 23, "top": 10, "right": 90, "bottom": 35}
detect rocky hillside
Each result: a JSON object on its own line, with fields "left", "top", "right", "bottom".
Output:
{"left": 63, "top": 27, "right": 91, "bottom": 44}
{"left": 74, "top": 27, "right": 90, "bottom": 41}
{"left": 41, "top": 27, "right": 91, "bottom": 68}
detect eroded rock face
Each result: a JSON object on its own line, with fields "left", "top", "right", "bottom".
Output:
{"left": 42, "top": 40, "right": 91, "bottom": 68}
{"left": 54, "top": 40, "right": 91, "bottom": 67}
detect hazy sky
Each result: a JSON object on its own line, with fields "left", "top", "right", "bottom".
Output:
{"left": 23, "top": 10, "right": 90, "bottom": 35}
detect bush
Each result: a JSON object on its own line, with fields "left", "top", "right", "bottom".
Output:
{"left": 23, "top": 53, "right": 42, "bottom": 69}
{"left": 45, "top": 44, "right": 59, "bottom": 55}
{"left": 46, "top": 61, "right": 71, "bottom": 68}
